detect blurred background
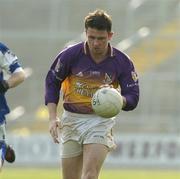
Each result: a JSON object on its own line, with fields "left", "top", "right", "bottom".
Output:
{"left": 0, "top": 0, "right": 180, "bottom": 172}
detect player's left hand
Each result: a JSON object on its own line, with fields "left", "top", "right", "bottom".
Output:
{"left": 0, "top": 80, "right": 9, "bottom": 93}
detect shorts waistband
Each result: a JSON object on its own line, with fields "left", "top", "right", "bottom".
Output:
{"left": 63, "top": 110, "right": 97, "bottom": 118}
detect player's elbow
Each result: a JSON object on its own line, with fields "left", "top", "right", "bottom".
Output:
{"left": 123, "top": 102, "right": 138, "bottom": 111}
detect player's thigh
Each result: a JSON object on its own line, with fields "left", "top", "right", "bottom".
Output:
{"left": 61, "top": 140, "right": 83, "bottom": 179}
{"left": 82, "top": 144, "right": 109, "bottom": 174}
{"left": 61, "top": 140, "right": 83, "bottom": 158}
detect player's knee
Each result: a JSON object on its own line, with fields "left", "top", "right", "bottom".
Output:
{"left": 81, "top": 169, "right": 98, "bottom": 179}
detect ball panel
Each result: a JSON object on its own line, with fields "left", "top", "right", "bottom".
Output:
{"left": 91, "top": 87, "right": 123, "bottom": 118}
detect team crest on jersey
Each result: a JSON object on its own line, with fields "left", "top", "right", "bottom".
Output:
{"left": 103, "top": 73, "right": 112, "bottom": 84}
{"left": 131, "top": 71, "right": 138, "bottom": 82}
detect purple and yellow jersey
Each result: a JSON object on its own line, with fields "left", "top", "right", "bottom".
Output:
{"left": 45, "top": 42, "right": 139, "bottom": 114}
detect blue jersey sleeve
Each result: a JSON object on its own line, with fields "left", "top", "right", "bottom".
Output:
{"left": 0, "top": 42, "right": 22, "bottom": 74}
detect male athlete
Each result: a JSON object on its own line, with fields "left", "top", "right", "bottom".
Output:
{"left": 0, "top": 42, "right": 25, "bottom": 170}
{"left": 45, "top": 9, "right": 139, "bottom": 179}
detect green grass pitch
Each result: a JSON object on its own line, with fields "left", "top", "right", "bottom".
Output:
{"left": 1, "top": 168, "right": 180, "bottom": 179}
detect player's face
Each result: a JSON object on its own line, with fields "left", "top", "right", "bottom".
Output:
{"left": 86, "top": 28, "right": 113, "bottom": 56}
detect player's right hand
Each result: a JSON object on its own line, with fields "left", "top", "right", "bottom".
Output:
{"left": 49, "top": 118, "right": 61, "bottom": 144}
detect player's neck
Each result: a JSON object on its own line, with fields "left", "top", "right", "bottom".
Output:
{"left": 90, "top": 49, "right": 108, "bottom": 64}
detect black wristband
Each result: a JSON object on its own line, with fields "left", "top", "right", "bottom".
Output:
{"left": 0, "top": 80, "right": 9, "bottom": 93}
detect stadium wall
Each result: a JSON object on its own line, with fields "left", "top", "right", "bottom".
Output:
{"left": 7, "top": 133, "right": 180, "bottom": 168}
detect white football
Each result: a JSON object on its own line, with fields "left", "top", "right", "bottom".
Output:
{"left": 91, "top": 87, "right": 123, "bottom": 118}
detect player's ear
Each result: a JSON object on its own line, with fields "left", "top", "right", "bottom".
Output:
{"left": 108, "top": 32, "right": 113, "bottom": 40}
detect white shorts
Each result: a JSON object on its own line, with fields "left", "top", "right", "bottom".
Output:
{"left": 60, "top": 110, "right": 116, "bottom": 158}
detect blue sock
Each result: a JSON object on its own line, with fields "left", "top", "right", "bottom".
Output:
{"left": 0, "top": 141, "right": 7, "bottom": 163}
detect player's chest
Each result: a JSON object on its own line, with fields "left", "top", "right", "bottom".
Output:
{"left": 71, "top": 56, "right": 119, "bottom": 80}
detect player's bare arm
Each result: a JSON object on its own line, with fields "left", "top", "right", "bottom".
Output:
{"left": 0, "top": 71, "right": 25, "bottom": 94}
{"left": 47, "top": 103, "right": 61, "bottom": 144}
{"left": 7, "top": 71, "right": 25, "bottom": 88}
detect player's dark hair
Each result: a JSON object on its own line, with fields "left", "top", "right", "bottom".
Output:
{"left": 84, "top": 9, "right": 112, "bottom": 32}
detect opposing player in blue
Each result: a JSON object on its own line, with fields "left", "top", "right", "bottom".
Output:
{"left": 0, "top": 42, "right": 25, "bottom": 171}
{"left": 45, "top": 9, "right": 139, "bottom": 179}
